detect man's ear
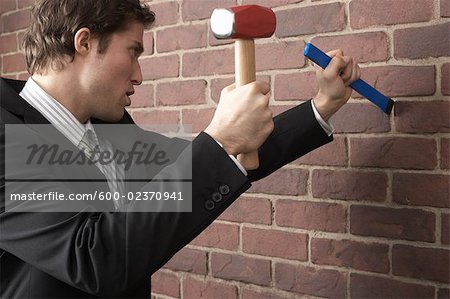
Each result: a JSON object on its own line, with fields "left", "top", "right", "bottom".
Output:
{"left": 74, "top": 28, "right": 93, "bottom": 56}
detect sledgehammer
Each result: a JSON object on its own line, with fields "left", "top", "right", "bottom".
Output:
{"left": 210, "top": 5, "right": 276, "bottom": 170}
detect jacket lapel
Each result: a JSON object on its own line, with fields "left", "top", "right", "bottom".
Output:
{"left": 1, "top": 78, "right": 113, "bottom": 211}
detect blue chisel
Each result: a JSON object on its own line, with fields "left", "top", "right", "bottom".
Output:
{"left": 304, "top": 43, "right": 394, "bottom": 115}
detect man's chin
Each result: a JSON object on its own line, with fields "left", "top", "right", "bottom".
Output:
{"left": 93, "top": 109, "right": 125, "bottom": 123}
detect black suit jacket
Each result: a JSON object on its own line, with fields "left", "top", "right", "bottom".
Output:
{"left": 0, "top": 78, "right": 333, "bottom": 298}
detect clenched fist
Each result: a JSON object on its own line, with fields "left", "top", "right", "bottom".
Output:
{"left": 204, "top": 81, "right": 274, "bottom": 156}
{"left": 313, "top": 49, "right": 361, "bottom": 121}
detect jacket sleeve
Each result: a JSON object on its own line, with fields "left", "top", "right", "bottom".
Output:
{"left": 0, "top": 100, "right": 333, "bottom": 296}
{"left": 0, "top": 122, "right": 250, "bottom": 296}
{"left": 248, "top": 100, "right": 333, "bottom": 181}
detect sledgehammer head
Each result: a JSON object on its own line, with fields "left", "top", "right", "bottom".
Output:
{"left": 211, "top": 5, "right": 276, "bottom": 39}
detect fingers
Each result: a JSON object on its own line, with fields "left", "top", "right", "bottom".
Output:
{"left": 348, "top": 62, "right": 361, "bottom": 85}
{"left": 340, "top": 56, "right": 353, "bottom": 83}
{"left": 323, "top": 49, "right": 361, "bottom": 85}
{"left": 222, "top": 81, "right": 271, "bottom": 97}
{"left": 222, "top": 83, "right": 236, "bottom": 93}
{"left": 326, "top": 49, "right": 344, "bottom": 58}
{"left": 250, "top": 80, "right": 271, "bottom": 95}
{"left": 324, "top": 54, "right": 347, "bottom": 80}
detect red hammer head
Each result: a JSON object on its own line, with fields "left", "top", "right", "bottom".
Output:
{"left": 211, "top": 5, "right": 276, "bottom": 39}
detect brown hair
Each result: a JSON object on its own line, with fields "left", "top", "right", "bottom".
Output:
{"left": 23, "top": 0, "right": 155, "bottom": 74}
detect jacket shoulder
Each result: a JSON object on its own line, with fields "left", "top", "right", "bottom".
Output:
{"left": 1, "top": 107, "right": 24, "bottom": 124}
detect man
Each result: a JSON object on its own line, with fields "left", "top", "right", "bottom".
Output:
{"left": 0, "top": 0, "right": 360, "bottom": 297}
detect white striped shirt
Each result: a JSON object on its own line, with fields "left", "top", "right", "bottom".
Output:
{"left": 19, "top": 77, "right": 124, "bottom": 209}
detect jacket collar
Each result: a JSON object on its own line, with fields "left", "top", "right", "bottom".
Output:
{"left": 1, "top": 77, "right": 50, "bottom": 125}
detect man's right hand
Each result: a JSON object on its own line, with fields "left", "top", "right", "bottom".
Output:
{"left": 204, "top": 81, "right": 274, "bottom": 157}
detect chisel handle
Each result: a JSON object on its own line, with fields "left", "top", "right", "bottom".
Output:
{"left": 304, "top": 43, "right": 394, "bottom": 115}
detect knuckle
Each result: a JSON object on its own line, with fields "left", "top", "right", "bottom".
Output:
{"left": 249, "top": 81, "right": 260, "bottom": 92}
{"left": 263, "top": 109, "right": 272, "bottom": 121}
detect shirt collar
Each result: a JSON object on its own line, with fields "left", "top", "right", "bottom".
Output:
{"left": 19, "top": 77, "right": 99, "bottom": 147}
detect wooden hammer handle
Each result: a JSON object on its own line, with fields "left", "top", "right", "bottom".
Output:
{"left": 235, "top": 39, "right": 259, "bottom": 170}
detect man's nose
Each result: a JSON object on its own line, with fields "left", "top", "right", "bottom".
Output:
{"left": 131, "top": 61, "right": 143, "bottom": 85}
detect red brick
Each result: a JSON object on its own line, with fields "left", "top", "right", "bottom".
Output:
{"left": 156, "top": 24, "right": 207, "bottom": 53}
{"left": 140, "top": 55, "right": 179, "bottom": 80}
{"left": 330, "top": 103, "right": 391, "bottom": 133}
{"left": 312, "top": 169, "right": 388, "bottom": 202}
{"left": 312, "top": 238, "right": 389, "bottom": 273}
{"left": 393, "top": 173, "right": 450, "bottom": 208}
{"left": 357, "top": 65, "right": 435, "bottom": 97}
{"left": 442, "top": 0, "right": 450, "bottom": 17}
{"left": 208, "top": 31, "right": 234, "bottom": 47}
{"left": 182, "top": 48, "right": 234, "bottom": 77}
{"left": 0, "top": 33, "right": 16, "bottom": 54}
{"left": 242, "top": 227, "right": 308, "bottom": 261}
{"left": 0, "top": 0, "right": 16, "bottom": 14}
{"left": 394, "top": 23, "right": 450, "bottom": 59}
{"left": 270, "top": 104, "right": 297, "bottom": 117}
{"left": 256, "top": 41, "right": 305, "bottom": 71}
{"left": 182, "top": 0, "right": 235, "bottom": 21}
{"left": 17, "top": 0, "right": 34, "bottom": 9}
{"left": 350, "top": 205, "right": 435, "bottom": 242}
{"left": 211, "top": 252, "right": 271, "bottom": 286}
{"left": 210, "top": 75, "right": 270, "bottom": 103}
{"left": 148, "top": 1, "right": 179, "bottom": 26}
{"left": 442, "top": 138, "right": 450, "bottom": 169}
{"left": 393, "top": 244, "right": 450, "bottom": 283}
{"left": 190, "top": 222, "right": 239, "bottom": 250}
{"left": 275, "top": 262, "right": 347, "bottom": 298}
{"left": 162, "top": 247, "right": 207, "bottom": 275}
{"left": 1, "top": 9, "right": 31, "bottom": 33}
{"left": 350, "top": 0, "right": 434, "bottom": 29}
{"left": 131, "top": 110, "right": 180, "bottom": 132}
{"left": 350, "top": 273, "right": 435, "bottom": 298}
{"left": 311, "top": 32, "right": 389, "bottom": 63}
{"left": 242, "top": 0, "right": 302, "bottom": 7}
{"left": 181, "top": 108, "right": 215, "bottom": 134}
{"left": 274, "top": 71, "right": 317, "bottom": 101}
{"left": 0, "top": 74, "right": 16, "bottom": 80}
{"left": 350, "top": 137, "right": 437, "bottom": 170}
{"left": 183, "top": 277, "right": 237, "bottom": 299}
{"left": 294, "top": 136, "right": 347, "bottom": 167}
{"left": 211, "top": 77, "right": 236, "bottom": 103}
{"left": 156, "top": 80, "right": 206, "bottom": 106}
{"left": 276, "top": 3, "right": 345, "bottom": 38}
{"left": 151, "top": 271, "right": 180, "bottom": 298}
{"left": 442, "top": 63, "right": 450, "bottom": 95}
{"left": 17, "top": 72, "right": 30, "bottom": 80}
{"left": 130, "top": 84, "right": 153, "bottom": 108}
{"left": 218, "top": 196, "right": 272, "bottom": 225}
{"left": 248, "top": 168, "right": 308, "bottom": 196}
{"left": 276, "top": 199, "right": 346, "bottom": 233}
{"left": 395, "top": 101, "right": 450, "bottom": 133}
{"left": 2, "top": 53, "right": 26, "bottom": 73}
{"left": 241, "top": 288, "right": 288, "bottom": 299}
{"left": 142, "top": 31, "right": 154, "bottom": 56}
{"left": 443, "top": 213, "right": 450, "bottom": 244}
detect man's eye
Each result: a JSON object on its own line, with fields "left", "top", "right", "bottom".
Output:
{"left": 130, "top": 48, "right": 139, "bottom": 58}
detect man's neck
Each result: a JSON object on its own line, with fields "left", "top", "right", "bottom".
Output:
{"left": 32, "top": 72, "right": 90, "bottom": 124}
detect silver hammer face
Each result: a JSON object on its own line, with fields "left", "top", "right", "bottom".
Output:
{"left": 210, "top": 5, "right": 276, "bottom": 39}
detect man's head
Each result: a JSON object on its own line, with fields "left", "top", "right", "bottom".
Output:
{"left": 23, "top": 0, "right": 155, "bottom": 122}
{"left": 23, "top": 0, "right": 155, "bottom": 74}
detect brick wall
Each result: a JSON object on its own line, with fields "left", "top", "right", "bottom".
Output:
{"left": 1, "top": 0, "right": 449, "bottom": 298}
